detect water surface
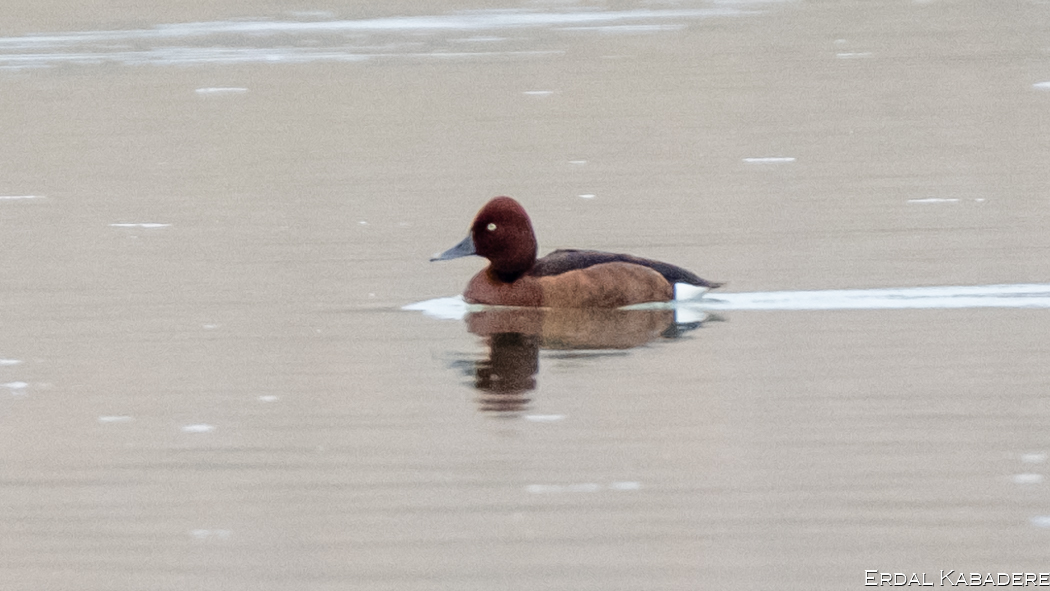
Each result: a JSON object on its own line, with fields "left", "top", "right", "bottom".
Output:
{"left": 3, "top": 1, "right": 1050, "bottom": 589}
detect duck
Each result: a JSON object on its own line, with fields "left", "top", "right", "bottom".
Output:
{"left": 432, "top": 196, "right": 722, "bottom": 308}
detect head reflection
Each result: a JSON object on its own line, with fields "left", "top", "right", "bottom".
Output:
{"left": 464, "top": 307, "right": 704, "bottom": 412}
{"left": 472, "top": 331, "right": 539, "bottom": 411}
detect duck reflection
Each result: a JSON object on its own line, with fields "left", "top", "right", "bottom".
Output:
{"left": 464, "top": 307, "right": 706, "bottom": 412}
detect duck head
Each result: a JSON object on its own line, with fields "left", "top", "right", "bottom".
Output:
{"left": 432, "top": 196, "right": 539, "bottom": 282}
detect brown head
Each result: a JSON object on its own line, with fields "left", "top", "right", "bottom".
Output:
{"left": 432, "top": 196, "right": 539, "bottom": 282}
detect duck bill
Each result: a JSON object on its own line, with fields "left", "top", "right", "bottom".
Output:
{"left": 431, "top": 234, "right": 476, "bottom": 261}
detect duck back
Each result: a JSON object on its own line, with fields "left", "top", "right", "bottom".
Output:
{"left": 529, "top": 249, "right": 723, "bottom": 289}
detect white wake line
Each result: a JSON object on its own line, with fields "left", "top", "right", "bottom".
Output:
{"left": 0, "top": 9, "right": 742, "bottom": 49}
{"left": 701, "top": 283, "right": 1050, "bottom": 311}
{"left": 404, "top": 283, "right": 1050, "bottom": 320}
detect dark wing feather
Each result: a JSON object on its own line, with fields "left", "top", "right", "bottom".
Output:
{"left": 529, "top": 249, "right": 723, "bottom": 289}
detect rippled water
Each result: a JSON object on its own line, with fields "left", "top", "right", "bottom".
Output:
{"left": 3, "top": 1, "right": 1050, "bottom": 589}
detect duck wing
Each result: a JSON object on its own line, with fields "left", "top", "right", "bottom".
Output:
{"left": 530, "top": 249, "right": 723, "bottom": 289}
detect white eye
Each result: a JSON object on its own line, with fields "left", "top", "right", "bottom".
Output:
{"left": 486, "top": 223, "right": 497, "bottom": 231}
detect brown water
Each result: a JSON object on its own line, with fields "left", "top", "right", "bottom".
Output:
{"left": 3, "top": 1, "right": 1050, "bottom": 589}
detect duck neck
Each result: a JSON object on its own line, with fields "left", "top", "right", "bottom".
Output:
{"left": 490, "top": 266, "right": 527, "bottom": 284}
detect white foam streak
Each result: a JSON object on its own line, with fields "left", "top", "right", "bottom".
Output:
{"left": 195, "top": 87, "right": 248, "bottom": 94}
{"left": 742, "top": 156, "right": 795, "bottom": 163}
{"left": 907, "top": 198, "right": 959, "bottom": 204}
{"left": 526, "top": 481, "right": 640, "bottom": 494}
{"left": 0, "top": 9, "right": 744, "bottom": 68}
{"left": 402, "top": 296, "right": 471, "bottom": 320}
{"left": 0, "top": 9, "right": 737, "bottom": 47}
{"left": 98, "top": 415, "right": 133, "bottom": 423}
{"left": 703, "top": 284, "right": 1050, "bottom": 311}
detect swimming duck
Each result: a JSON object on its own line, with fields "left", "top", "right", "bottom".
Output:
{"left": 432, "top": 197, "right": 722, "bottom": 308}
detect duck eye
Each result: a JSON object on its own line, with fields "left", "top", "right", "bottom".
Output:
{"left": 486, "top": 223, "right": 497, "bottom": 231}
